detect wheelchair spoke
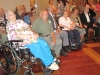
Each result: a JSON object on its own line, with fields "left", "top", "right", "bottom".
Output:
{"left": 0, "top": 44, "right": 20, "bottom": 75}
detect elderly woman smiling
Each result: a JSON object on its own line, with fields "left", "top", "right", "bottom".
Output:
{"left": 6, "top": 10, "right": 59, "bottom": 70}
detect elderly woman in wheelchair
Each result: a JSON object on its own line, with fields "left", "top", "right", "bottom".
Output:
{"left": 4, "top": 10, "right": 59, "bottom": 74}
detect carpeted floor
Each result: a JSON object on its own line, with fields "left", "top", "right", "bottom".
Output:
{"left": 59, "top": 49, "right": 100, "bottom": 75}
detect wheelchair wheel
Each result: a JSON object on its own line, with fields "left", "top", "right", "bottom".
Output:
{"left": 24, "top": 70, "right": 34, "bottom": 75}
{"left": 0, "top": 44, "right": 20, "bottom": 75}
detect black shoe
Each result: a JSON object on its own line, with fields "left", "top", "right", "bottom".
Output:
{"left": 80, "top": 41, "right": 85, "bottom": 45}
{"left": 77, "top": 44, "right": 82, "bottom": 50}
{"left": 77, "top": 42, "right": 82, "bottom": 50}
{"left": 84, "top": 37, "right": 88, "bottom": 43}
{"left": 71, "top": 46, "right": 77, "bottom": 50}
{"left": 63, "top": 46, "right": 71, "bottom": 53}
{"left": 92, "top": 37, "right": 99, "bottom": 42}
{"left": 60, "top": 49, "right": 68, "bottom": 56}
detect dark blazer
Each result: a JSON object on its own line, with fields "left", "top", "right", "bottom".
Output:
{"left": 79, "top": 12, "right": 94, "bottom": 27}
{"left": 48, "top": 12, "right": 56, "bottom": 30}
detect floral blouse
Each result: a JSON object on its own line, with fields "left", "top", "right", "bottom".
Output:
{"left": 6, "top": 20, "right": 37, "bottom": 46}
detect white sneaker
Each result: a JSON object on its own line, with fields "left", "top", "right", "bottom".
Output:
{"left": 47, "top": 62, "right": 59, "bottom": 70}
{"left": 54, "top": 58, "right": 60, "bottom": 62}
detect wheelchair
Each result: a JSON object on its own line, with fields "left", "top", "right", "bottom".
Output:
{"left": 0, "top": 40, "right": 60, "bottom": 75}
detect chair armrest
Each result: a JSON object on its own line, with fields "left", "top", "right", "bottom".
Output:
{"left": 60, "top": 27, "right": 64, "bottom": 30}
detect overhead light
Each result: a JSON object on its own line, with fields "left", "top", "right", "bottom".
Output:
{"left": 34, "top": 4, "right": 37, "bottom": 7}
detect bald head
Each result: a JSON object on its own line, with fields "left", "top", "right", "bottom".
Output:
{"left": 40, "top": 10, "right": 48, "bottom": 21}
{"left": 0, "top": 7, "right": 4, "bottom": 17}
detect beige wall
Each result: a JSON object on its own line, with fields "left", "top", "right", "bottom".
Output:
{"left": 36, "top": 0, "right": 49, "bottom": 14}
{"left": 0, "top": 0, "right": 30, "bottom": 11}
{"left": 53, "top": 0, "right": 57, "bottom": 7}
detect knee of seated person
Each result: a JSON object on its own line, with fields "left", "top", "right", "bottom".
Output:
{"left": 57, "top": 39, "right": 62, "bottom": 45}
{"left": 69, "top": 31, "right": 74, "bottom": 36}
{"left": 61, "top": 31, "right": 68, "bottom": 36}
{"left": 1, "top": 34, "right": 8, "bottom": 44}
{"left": 75, "top": 31, "right": 80, "bottom": 36}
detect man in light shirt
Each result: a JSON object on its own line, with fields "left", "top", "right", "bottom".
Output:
{"left": 80, "top": 5, "right": 99, "bottom": 42}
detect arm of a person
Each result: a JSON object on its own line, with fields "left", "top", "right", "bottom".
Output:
{"left": 77, "top": 16, "right": 84, "bottom": 28}
{"left": 70, "top": 16, "right": 77, "bottom": 27}
{"left": 79, "top": 14, "right": 85, "bottom": 26}
{"left": 51, "top": 32, "right": 56, "bottom": 45}
{"left": 79, "top": 14, "right": 88, "bottom": 28}
{"left": 18, "top": 20, "right": 38, "bottom": 40}
{"left": 6, "top": 24, "right": 18, "bottom": 41}
{"left": 69, "top": 18, "right": 75, "bottom": 30}
{"left": 59, "top": 18, "right": 70, "bottom": 30}
{"left": 59, "top": 23, "right": 70, "bottom": 29}
{"left": 50, "top": 21, "right": 56, "bottom": 45}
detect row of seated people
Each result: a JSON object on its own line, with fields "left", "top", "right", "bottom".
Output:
{"left": 0, "top": 6, "right": 61, "bottom": 71}
{"left": 0, "top": 4, "right": 100, "bottom": 72}
{"left": 0, "top": 5, "right": 83, "bottom": 72}
{"left": 0, "top": 5, "right": 79, "bottom": 72}
{"left": 0, "top": 4, "right": 100, "bottom": 55}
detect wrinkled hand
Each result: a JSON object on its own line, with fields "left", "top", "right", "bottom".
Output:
{"left": 70, "top": 25, "right": 74, "bottom": 30}
{"left": 93, "top": 24, "right": 97, "bottom": 27}
{"left": 79, "top": 25, "right": 83, "bottom": 28}
{"left": 33, "top": 33, "right": 39, "bottom": 40}
{"left": 84, "top": 25, "right": 87, "bottom": 28}
{"left": 56, "top": 28, "right": 61, "bottom": 34}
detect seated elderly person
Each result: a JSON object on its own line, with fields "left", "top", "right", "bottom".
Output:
{"left": 59, "top": 10, "right": 82, "bottom": 49}
{"left": 6, "top": 10, "right": 59, "bottom": 70}
{"left": 70, "top": 7, "right": 86, "bottom": 43}
{"left": 32, "top": 10, "right": 66, "bottom": 57}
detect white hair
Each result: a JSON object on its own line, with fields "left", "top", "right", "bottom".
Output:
{"left": 5, "top": 10, "right": 13, "bottom": 20}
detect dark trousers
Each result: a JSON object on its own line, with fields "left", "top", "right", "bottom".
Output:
{"left": 96, "top": 22, "right": 100, "bottom": 35}
{"left": 85, "top": 23, "right": 99, "bottom": 38}
{"left": 66, "top": 29, "right": 81, "bottom": 45}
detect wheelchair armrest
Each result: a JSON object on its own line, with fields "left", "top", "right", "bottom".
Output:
{"left": 9, "top": 40, "right": 23, "bottom": 42}
{"left": 5, "top": 40, "right": 23, "bottom": 44}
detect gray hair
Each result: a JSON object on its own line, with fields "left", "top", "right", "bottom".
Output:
{"left": 47, "top": 5, "right": 53, "bottom": 11}
{"left": 5, "top": 10, "right": 13, "bottom": 20}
